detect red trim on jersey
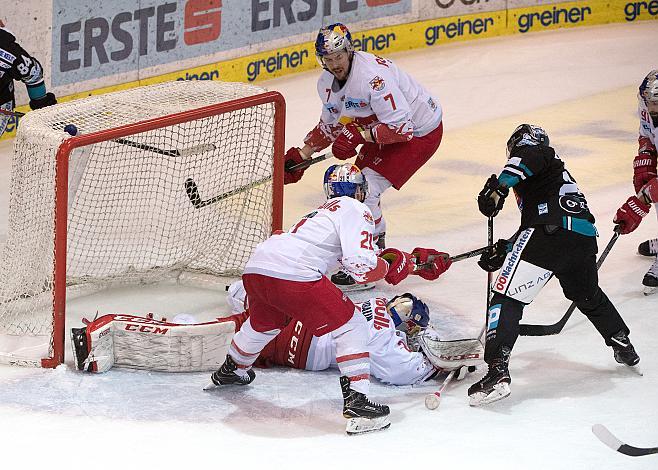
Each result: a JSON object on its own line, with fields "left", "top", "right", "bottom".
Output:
{"left": 336, "top": 352, "right": 370, "bottom": 363}
{"left": 349, "top": 374, "right": 370, "bottom": 382}
{"left": 230, "top": 339, "right": 259, "bottom": 358}
{"left": 361, "top": 257, "right": 388, "bottom": 283}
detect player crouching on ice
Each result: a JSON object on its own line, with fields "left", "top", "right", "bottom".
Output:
{"left": 471, "top": 124, "right": 640, "bottom": 406}
{"left": 224, "top": 281, "right": 481, "bottom": 386}
{"left": 208, "top": 163, "right": 450, "bottom": 434}
{"left": 613, "top": 174, "right": 658, "bottom": 294}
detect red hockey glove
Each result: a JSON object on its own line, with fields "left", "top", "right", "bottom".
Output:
{"left": 332, "top": 123, "right": 366, "bottom": 160}
{"left": 380, "top": 248, "right": 414, "bottom": 285}
{"left": 283, "top": 147, "right": 307, "bottom": 185}
{"left": 632, "top": 152, "right": 657, "bottom": 193}
{"left": 614, "top": 196, "right": 651, "bottom": 235}
{"left": 411, "top": 247, "right": 452, "bottom": 280}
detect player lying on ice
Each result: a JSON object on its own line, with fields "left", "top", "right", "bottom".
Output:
{"left": 470, "top": 124, "right": 640, "bottom": 407}
{"left": 223, "top": 281, "right": 482, "bottom": 386}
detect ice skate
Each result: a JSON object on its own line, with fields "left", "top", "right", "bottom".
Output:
{"left": 331, "top": 270, "right": 374, "bottom": 292}
{"left": 204, "top": 355, "right": 255, "bottom": 390}
{"left": 638, "top": 238, "right": 658, "bottom": 257}
{"left": 642, "top": 257, "right": 658, "bottom": 295}
{"left": 610, "top": 331, "right": 640, "bottom": 367}
{"left": 340, "top": 376, "right": 390, "bottom": 435}
{"left": 468, "top": 352, "right": 511, "bottom": 407}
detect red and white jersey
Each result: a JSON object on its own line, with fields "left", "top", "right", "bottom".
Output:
{"left": 244, "top": 196, "right": 379, "bottom": 282}
{"left": 259, "top": 296, "right": 435, "bottom": 386}
{"left": 639, "top": 94, "right": 657, "bottom": 148}
{"left": 308, "top": 51, "right": 442, "bottom": 148}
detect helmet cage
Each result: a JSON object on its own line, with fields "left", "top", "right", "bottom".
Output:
{"left": 387, "top": 293, "right": 430, "bottom": 333}
{"left": 323, "top": 163, "right": 368, "bottom": 201}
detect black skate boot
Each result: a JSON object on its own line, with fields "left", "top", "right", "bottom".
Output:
{"left": 340, "top": 376, "right": 390, "bottom": 435}
{"left": 468, "top": 348, "right": 511, "bottom": 406}
{"left": 204, "top": 355, "right": 255, "bottom": 390}
{"left": 331, "top": 270, "right": 374, "bottom": 292}
{"left": 642, "top": 257, "right": 658, "bottom": 296}
{"left": 610, "top": 331, "right": 640, "bottom": 367}
{"left": 638, "top": 238, "right": 658, "bottom": 257}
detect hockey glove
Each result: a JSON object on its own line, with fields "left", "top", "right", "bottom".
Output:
{"left": 411, "top": 247, "right": 452, "bottom": 281}
{"left": 29, "top": 92, "right": 57, "bottom": 110}
{"left": 633, "top": 150, "right": 657, "bottom": 193}
{"left": 380, "top": 248, "right": 414, "bottom": 286}
{"left": 332, "top": 123, "right": 366, "bottom": 160}
{"left": 477, "top": 239, "right": 512, "bottom": 272}
{"left": 614, "top": 196, "right": 650, "bottom": 235}
{"left": 283, "top": 147, "right": 307, "bottom": 185}
{"left": 478, "top": 174, "right": 509, "bottom": 217}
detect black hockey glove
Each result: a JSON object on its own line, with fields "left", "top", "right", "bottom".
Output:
{"left": 29, "top": 92, "right": 57, "bottom": 110}
{"left": 477, "top": 238, "right": 512, "bottom": 272}
{"left": 478, "top": 174, "right": 509, "bottom": 217}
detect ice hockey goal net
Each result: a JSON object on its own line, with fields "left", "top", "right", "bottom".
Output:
{"left": 0, "top": 80, "right": 285, "bottom": 367}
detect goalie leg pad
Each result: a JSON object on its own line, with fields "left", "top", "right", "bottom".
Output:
{"left": 418, "top": 328, "right": 484, "bottom": 370}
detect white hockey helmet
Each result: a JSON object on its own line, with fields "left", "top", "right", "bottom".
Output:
{"left": 386, "top": 293, "right": 430, "bottom": 334}
{"left": 640, "top": 69, "right": 658, "bottom": 117}
{"left": 323, "top": 163, "right": 368, "bottom": 202}
{"left": 315, "top": 23, "right": 354, "bottom": 69}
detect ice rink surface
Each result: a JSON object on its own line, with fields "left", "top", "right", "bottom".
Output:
{"left": 1, "top": 21, "right": 658, "bottom": 469}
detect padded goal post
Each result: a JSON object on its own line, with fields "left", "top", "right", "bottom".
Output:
{"left": 0, "top": 80, "right": 285, "bottom": 368}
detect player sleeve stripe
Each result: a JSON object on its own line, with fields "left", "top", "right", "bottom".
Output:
{"left": 336, "top": 352, "right": 370, "bottom": 363}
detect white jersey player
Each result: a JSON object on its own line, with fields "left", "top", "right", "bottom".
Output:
{"left": 631, "top": 70, "right": 658, "bottom": 291}
{"left": 283, "top": 23, "right": 444, "bottom": 290}
{"left": 207, "top": 163, "right": 443, "bottom": 435}
{"left": 225, "top": 282, "right": 437, "bottom": 385}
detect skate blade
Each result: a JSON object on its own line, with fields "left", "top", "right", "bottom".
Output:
{"left": 335, "top": 282, "right": 375, "bottom": 293}
{"left": 643, "top": 285, "right": 657, "bottom": 296}
{"left": 469, "top": 382, "right": 511, "bottom": 407}
{"left": 203, "top": 381, "right": 217, "bottom": 391}
{"left": 345, "top": 416, "right": 391, "bottom": 435}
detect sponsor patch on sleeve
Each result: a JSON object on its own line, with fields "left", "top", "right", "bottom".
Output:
{"left": 369, "top": 76, "right": 385, "bottom": 91}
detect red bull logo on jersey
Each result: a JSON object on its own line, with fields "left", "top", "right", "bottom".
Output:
{"left": 369, "top": 76, "right": 385, "bottom": 91}
{"left": 363, "top": 211, "right": 374, "bottom": 224}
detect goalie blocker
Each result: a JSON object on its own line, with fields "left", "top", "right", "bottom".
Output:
{"left": 71, "top": 314, "right": 242, "bottom": 373}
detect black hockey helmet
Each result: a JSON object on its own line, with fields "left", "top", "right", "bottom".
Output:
{"left": 506, "top": 124, "right": 550, "bottom": 156}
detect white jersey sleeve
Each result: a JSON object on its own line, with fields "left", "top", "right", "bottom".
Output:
{"left": 639, "top": 94, "right": 657, "bottom": 146}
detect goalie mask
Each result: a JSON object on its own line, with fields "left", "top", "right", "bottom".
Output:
{"left": 506, "top": 124, "right": 550, "bottom": 157}
{"left": 323, "top": 163, "right": 368, "bottom": 202}
{"left": 640, "top": 69, "right": 658, "bottom": 118}
{"left": 315, "top": 23, "right": 354, "bottom": 69}
{"left": 386, "top": 293, "right": 430, "bottom": 335}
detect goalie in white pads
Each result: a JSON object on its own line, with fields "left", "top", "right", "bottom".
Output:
{"left": 207, "top": 163, "right": 450, "bottom": 435}
{"left": 225, "top": 282, "right": 482, "bottom": 385}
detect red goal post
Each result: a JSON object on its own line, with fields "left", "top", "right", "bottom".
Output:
{"left": 0, "top": 81, "right": 285, "bottom": 368}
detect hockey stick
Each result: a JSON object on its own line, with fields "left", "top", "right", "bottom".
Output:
{"left": 0, "top": 108, "right": 25, "bottom": 118}
{"left": 424, "top": 369, "right": 457, "bottom": 410}
{"left": 114, "top": 138, "right": 215, "bottom": 158}
{"left": 286, "top": 151, "right": 333, "bottom": 173}
{"left": 413, "top": 245, "right": 489, "bottom": 271}
{"left": 185, "top": 176, "right": 271, "bottom": 209}
{"left": 519, "top": 226, "right": 621, "bottom": 336}
{"left": 486, "top": 216, "right": 494, "bottom": 311}
{"left": 592, "top": 424, "right": 658, "bottom": 456}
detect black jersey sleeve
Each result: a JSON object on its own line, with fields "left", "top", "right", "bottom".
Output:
{"left": 0, "top": 28, "right": 45, "bottom": 102}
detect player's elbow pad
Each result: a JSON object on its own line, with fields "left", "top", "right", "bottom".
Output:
{"left": 371, "top": 123, "right": 414, "bottom": 145}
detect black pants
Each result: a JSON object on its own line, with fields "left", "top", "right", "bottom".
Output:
{"left": 485, "top": 226, "right": 629, "bottom": 363}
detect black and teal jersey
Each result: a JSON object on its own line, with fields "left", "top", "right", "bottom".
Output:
{"left": 498, "top": 144, "right": 597, "bottom": 237}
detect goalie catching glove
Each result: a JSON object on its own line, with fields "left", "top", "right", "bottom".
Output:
{"left": 411, "top": 247, "right": 452, "bottom": 280}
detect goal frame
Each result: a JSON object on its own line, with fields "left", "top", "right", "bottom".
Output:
{"left": 44, "top": 90, "right": 286, "bottom": 368}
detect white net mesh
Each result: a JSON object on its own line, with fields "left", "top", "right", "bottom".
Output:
{"left": 0, "top": 80, "right": 280, "bottom": 366}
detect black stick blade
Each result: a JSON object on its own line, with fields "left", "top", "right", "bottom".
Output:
{"left": 184, "top": 178, "right": 202, "bottom": 209}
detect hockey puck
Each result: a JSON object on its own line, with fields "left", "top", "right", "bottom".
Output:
{"left": 425, "top": 392, "right": 441, "bottom": 410}
{"left": 64, "top": 124, "right": 78, "bottom": 136}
